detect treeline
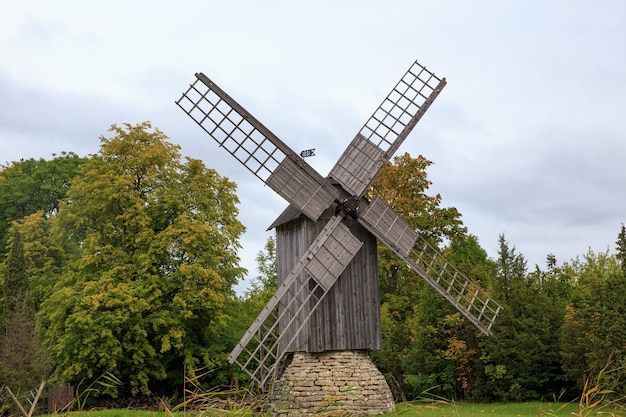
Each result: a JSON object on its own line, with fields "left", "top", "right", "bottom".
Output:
{"left": 364, "top": 154, "right": 626, "bottom": 402}
{"left": 372, "top": 234, "right": 626, "bottom": 402}
{"left": 0, "top": 123, "right": 247, "bottom": 398}
{"left": 0, "top": 122, "right": 624, "bottom": 404}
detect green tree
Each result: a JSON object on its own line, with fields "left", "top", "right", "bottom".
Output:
{"left": 249, "top": 235, "right": 277, "bottom": 297}
{"left": 442, "top": 235, "right": 495, "bottom": 400}
{"left": 398, "top": 235, "right": 495, "bottom": 400}
{"left": 491, "top": 234, "right": 527, "bottom": 303}
{"left": 560, "top": 249, "right": 626, "bottom": 393}
{"left": 0, "top": 297, "right": 48, "bottom": 391}
{"left": 0, "top": 224, "right": 49, "bottom": 391}
{"left": 367, "top": 153, "right": 469, "bottom": 400}
{"left": 38, "top": 122, "right": 246, "bottom": 396}
{"left": 401, "top": 284, "right": 459, "bottom": 399}
{"left": 367, "top": 153, "right": 466, "bottom": 296}
{"left": 222, "top": 235, "right": 279, "bottom": 387}
{"left": 616, "top": 223, "right": 626, "bottom": 276}
{"left": 12, "top": 211, "right": 69, "bottom": 309}
{"left": 481, "top": 235, "right": 565, "bottom": 401}
{"left": 0, "top": 152, "right": 85, "bottom": 257}
{"left": 1, "top": 227, "right": 28, "bottom": 312}
{"left": 536, "top": 253, "right": 572, "bottom": 303}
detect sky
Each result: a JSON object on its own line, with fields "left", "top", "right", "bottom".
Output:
{"left": 1, "top": 1, "right": 625, "bottom": 292}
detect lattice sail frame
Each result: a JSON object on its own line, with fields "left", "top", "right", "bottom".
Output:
{"left": 176, "top": 73, "right": 341, "bottom": 221}
{"left": 358, "top": 198, "right": 501, "bottom": 335}
{"left": 176, "top": 60, "right": 502, "bottom": 390}
{"left": 329, "top": 61, "right": 446, "bottom": 197}
{"left": 227, "top": 215, "right": 362, "bottom": 388}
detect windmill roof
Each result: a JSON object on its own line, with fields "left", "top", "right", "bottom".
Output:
{"left": 267, "top": 204, "right": 304, "bottom": 230}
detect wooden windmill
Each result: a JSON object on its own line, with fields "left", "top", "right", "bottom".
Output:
{"left": 176, "top": 60, "right": 502, "bottom": 392}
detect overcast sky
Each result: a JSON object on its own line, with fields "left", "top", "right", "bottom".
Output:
{"left": 1, "top": 1, "right": 625, "bottom": 292}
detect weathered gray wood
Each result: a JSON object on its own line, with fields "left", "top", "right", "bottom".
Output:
{"left": 328, "top": 61, "right": 447, "bottom": 198}
{"left": 176, "top": 73, "right": 341, "bottom": 221}
{"left": 329, "top": 134, "right": 386, "bottom": 197}
{"left": 304, "top": 223, "right": 363, "bottom": 291}
{"left": 179, "top": 61, "right": 501, "bottom": 392}
{"left": 276, "top": 208, "right": 382, "bottom": 353}
{"left": 358, "top": 198, "right": 501, "bottom": 336}
{"left": 266, "top": 157, "right": 338, "bottom": 222}
{"left": 228, "top": 214, "right": 365, "bottom": 387}
{"left": 359, "top": 197, "right": 418, "bottom": 257}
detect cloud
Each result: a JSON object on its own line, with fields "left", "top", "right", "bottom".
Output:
{"left": 0, "top": 71, "right": 118, "bottom": 162}
{"left": 1, "top": 1, "right": 626, "bottom": 288}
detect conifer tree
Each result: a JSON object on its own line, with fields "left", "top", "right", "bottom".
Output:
{"left": 480, "top": 234, "right": 564, "bottom": 401}
{"left": 616, "top": 223, "right": 626, "bottom": 275}
{"left": 0, "top": 226, "right": 47, "bottom": 391}
{"left": 366, "top": 153, "right": 467, "bottom": 399}
{"left": 2, "top": 227, "right": 28, "bottom": 313}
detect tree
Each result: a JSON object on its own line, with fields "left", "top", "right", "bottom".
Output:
{"left": 38, "top": 122, "right": 246, "bottom": 396}
{"left": 11, "top": 211, "right": 69, "bottom": 309}
{"left": 616, "top": 223, "right": 626, "bottom": 276}
{"left": 491, "top": 234, "right": 528, "bottom": 303}
{"left": 248, "top": 235, "right": 277, "bottom": 297}
{"left": 367, "top": 153, "right": 469, "bottom": 400}
{"left": 441, "top": 235, "right": 495, "bottom": 400}
{"left": 0, "top": 155, "right": 76, "bottom": 390}
{"left": 396, "top": 235, "right": 495, "bottom": 401}
{"left": 367, "top": 153, "right": 466, "bottom": 296}
{"left": 480, "top": 235, "right": 565, "bottom": 401}
{"left": 560, "top": 249, "right": 626, "bottom": 393}
{"left": 222, "top": 235, "right": 279, "bottom": 387}
{"left": 0, "top": 152, "right": 85, "bottom": 257}
{"left": 1, "top": 227, "right": 28, "bottom": 313}
{"left": 0, "top": 224, "right": 48, "bottom": 391}
{"left": 0, "top": 297, "right": 48, "bottom": 391}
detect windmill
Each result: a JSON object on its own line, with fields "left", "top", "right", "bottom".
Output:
{"left": 176, "top": 60, "right": 502, "bottom": 395}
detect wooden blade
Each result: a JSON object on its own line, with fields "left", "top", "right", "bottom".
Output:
{"left": 358, "top": 198, "right": 502, "bottom": 335}
{"left": 228, "top": 214, "right": 363, "bottom": 390}
{"left": 176, "top": 73, "right": 340, "bottom": 221}
{"left": 329, "top": 60, "right": 446, "bottom": 198}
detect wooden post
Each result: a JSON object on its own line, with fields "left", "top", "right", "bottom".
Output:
{"left": 5, "top": 380, "right": 46, "bottom": 417}
{"left": 48, "top": 385, "right": 75, "bottom": 413}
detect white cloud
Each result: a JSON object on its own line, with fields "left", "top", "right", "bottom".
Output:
{"left": 1, "top": 1, "right": 625, "bottom": 290}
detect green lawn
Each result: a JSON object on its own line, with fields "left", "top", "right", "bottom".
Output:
{"left": 37, "top": 401, "right": 625, "bottom": 417}
{"left": 38, "top": 411, "right": 184, "bottom": 417}
{"left": 392, "top": 401, "right": 577, "bottom": 417}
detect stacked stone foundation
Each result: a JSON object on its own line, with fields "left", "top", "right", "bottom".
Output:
{"left": 271, "top": 350, "right": 395, "bottom": 416}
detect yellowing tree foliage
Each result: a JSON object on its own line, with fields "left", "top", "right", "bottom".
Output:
{"left": 38, "top": 122, "right": 245, "bottom": 396}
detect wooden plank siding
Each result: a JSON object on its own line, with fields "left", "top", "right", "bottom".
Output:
{"left": 274, "top": 207, "right": 382, "bottom": 353}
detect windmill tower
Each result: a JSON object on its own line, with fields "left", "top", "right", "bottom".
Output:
{"left": 176, "top": 60, "right": 502, "bottom": 415}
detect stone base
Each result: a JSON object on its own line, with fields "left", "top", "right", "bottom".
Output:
{"left": 271, "top": 350, "right": 395, "bottom": 416}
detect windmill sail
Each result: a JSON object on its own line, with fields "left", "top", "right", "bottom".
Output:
{"left": 177, "top": 60, "right": 502, "bottom": 394}
{"left": 228, "top": 214, "right": 363, "bottom": 388}
{"left": 358, "top": 198, "right": 501, "bottom": 335}
{"left": 329, "top": 60, "right": 446, "bottom": 198}
{"left": 176, "top": 73, "right": 341, "bottom": 221}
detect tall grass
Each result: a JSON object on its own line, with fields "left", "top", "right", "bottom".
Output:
{"left": 168, "top": 367, "right": 626, "bottom": 417}
{"left": 170, "top": 368, "right": 269, "bottom": 416}
{"left": 567, "top": 361, "right": 625, "bottom": 417}
{"left": 26, "top": 360, "right": 626, "bottom": 417}
{"left": 531, "top": 360, "right": 625, "bottom": 417}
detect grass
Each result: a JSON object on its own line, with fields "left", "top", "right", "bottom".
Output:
{"left": 34, "top": 363, "right": 626, "bottom": 417}
{"left": 32, "top": 402, "right": 599, "bottom": 417}
{"left": 38, "top": 411, "right": 184, "bottom": 417}
{"left": 392, "top": 401, "right": 578, "bottom": 417}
